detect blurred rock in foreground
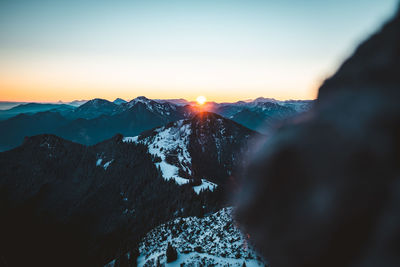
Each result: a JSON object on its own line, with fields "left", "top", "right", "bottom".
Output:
{"left": 236, "top": 7, "right": 400, "bottom": 267}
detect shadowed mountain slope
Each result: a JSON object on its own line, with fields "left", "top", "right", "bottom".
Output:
{"left": 0, "top": 112, "right": 258, "bottom": 266}
{"left": 0, "top": 134, "right": 220, "bottom": 266}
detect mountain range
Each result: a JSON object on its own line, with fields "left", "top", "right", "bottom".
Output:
{"left": 0, "top": 96, "right": 311, "bottom": 151}
{"left": 0, "top": 95, "right": 311, "bottom": 267}
{"left": 0, "top": 96, "right": 311, "bottom": 266}
{"left": 0, "top": 111, "right": 261, "bottom": 266}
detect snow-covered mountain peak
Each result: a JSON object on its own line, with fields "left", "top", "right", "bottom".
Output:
{"left": 122, "top": 96, "right": 178, "bottom": 115}
{"left": 124, "top": 119, "right": 193, "bottom": 184}
{"left": 123, "top": 113, "right": 257, "bottom": 194}
{"left": 123, "top": 120, "right": 217, "bottom": 193}
{"left": 123, "top": 96, "right": 152, "bottom": 109}
{"left": 252, "top": 97, "right": 279, "bottom": 104}
{"left": 132, "top": 96, "right": 150, "bottom": 103}
{"left": 86, "top": 98, "right": 113, "bottom": 106}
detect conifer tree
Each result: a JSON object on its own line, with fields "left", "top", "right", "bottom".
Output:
{"left": 166, "top": 242, "right": 178, "bottom": 262}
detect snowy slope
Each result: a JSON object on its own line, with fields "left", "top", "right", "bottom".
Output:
{"left": 123, "top": 119, "right": 217, "bottom": 193}
{"left": 124, "top": 120, "right": 192, "bottom": 185}
{"left": 137, "top": 207, "right": 266, "bottom": 267}
{"left": 123, "top": 112, "right": 257, "bottom": 195}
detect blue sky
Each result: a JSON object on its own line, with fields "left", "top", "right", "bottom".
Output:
{"left": 0, "top": 0, "right": 398, "bottom": 102}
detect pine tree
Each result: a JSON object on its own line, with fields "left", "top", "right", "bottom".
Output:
{"left": 166, "top": 242, "right": 178, "bottom": 263}
{"left": 128, "top": 246, "right": 139, "bottom": 267}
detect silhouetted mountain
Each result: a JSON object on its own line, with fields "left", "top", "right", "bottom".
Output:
{"left": 0, "top": 111, "right": 69, "bottom": 151}
{"left": 236, "top": 8, "right": 400, "bottom": 267}
{"left": 0, "top": 103, "right": 74, "bottom": 120}
{"left": 0, "top": 101, "right": 27, "bottom": 111}
{"left": 65, "top": 98, "right": 119, "bottom": 119}
{"left": 0, "top": 133, "right": 222, "bottom": 267}
{"left": 188, "top": 113, "right": 259, "bottom": 186}
{"left": 214, "top": 100, "right": 310, "bottom": 133}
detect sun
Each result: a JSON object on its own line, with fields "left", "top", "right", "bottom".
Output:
{"left": 196, "top": 96, "right": 206, "bottom": 105}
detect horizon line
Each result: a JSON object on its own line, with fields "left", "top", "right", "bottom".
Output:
{"left": 0, "top": 96, "right": 316, "bottom": 105}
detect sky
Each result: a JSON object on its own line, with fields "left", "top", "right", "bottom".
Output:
{"left": 0, "top": 0, "right": 398, "bottom": 103}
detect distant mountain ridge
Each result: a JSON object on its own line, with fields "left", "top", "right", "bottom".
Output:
{"left": 57, "top": 98, "right": 191, "bottom": 147}
{"left": 0, "top": 97, "right": 191, "bottom": 150}
{"left": 65, "top": 98, "right": 120, "bottom": 120}
{"left": 0, "top": 103, "right": 75, "bottom": 120}
{"left": 154, "top": 98, "right": 191, "bottom": 106}
{"left": 0, "top": 96, "right": 312, "bottom": 151}
{"left": 113, "top": 98, "right": 127, "bottom": 105}
{"left": 0, "top": 101, "right": 28, "bottom": 111}
{"left": 213, "top": 99, "right": 313, "bottom": 133}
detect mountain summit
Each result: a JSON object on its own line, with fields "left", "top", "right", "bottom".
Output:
{"left": 113, "top": 98, "right": 127, "bottom": 105}
{"left": 123, "top": 112, "right": 259, "bottom": 192}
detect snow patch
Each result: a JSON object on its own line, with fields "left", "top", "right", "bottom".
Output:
{"left": 103, "top": 160, "right": 113, "bottom": 170}
{"left": 193, "top": 179, "right": 218, "bottom": 194}
{"left": 123, "top": 120, "right": 192, "bottom": 186}
{"left": 123, "top": 120, "right": 220, "bottom": 194}
{"left": 96, "top": 158, "right": 103, "bottom": 166}
{"left": 96, "top": 157, "right": 113, "bottom": 170}
{"left": 122, "top": 136, "right": 138, "bottom": 143}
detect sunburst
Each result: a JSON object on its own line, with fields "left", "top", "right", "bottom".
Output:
{"left": 196, "top": 96, "right": 206, "bottom": 105}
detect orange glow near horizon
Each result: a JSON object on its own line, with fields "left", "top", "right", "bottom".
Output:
{"left": 0, "top": 78, "right": 319, "bottom": 103}
{"left": 0, "top": 54, "right": 321, "bottom": 103}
